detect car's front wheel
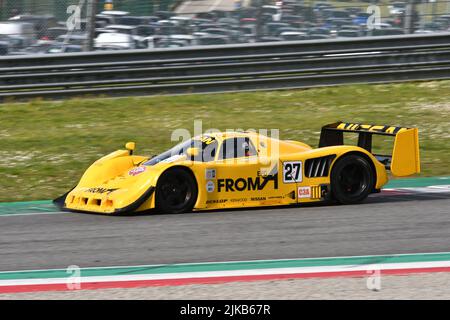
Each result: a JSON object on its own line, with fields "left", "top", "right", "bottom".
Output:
{"left": 155, "top": 168, "right": 198, "bottom": 214}
{"left": 330, "top": 154, "right": 375, "bottom": 204}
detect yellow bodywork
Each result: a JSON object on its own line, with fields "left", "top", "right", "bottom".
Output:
{"left": 391, "top": 128, "right": 420, "bottom": 176}
{"left": 59, "top": 123, "right": 420, "bottom": 215}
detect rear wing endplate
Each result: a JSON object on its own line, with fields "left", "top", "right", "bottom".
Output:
{"left": 319, "top": 122, "right": 420, "bottom": 177}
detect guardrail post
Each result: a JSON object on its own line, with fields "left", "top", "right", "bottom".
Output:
{"left": 85, "top": 0, "right": 98, "bottom": 52}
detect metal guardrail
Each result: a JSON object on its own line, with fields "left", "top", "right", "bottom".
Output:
{"left": 1, "top": 33, "right": 450, "bottom": 101}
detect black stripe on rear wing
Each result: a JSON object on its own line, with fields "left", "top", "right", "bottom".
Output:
{"left": 319, "top": 122, "right": 410, "bottom": 150}
{"left": 321, "top": 122, "right": 409, "bottom": 137}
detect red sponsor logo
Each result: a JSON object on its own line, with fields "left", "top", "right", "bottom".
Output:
{"left": 298, "top": 186, "right": 311, "bottom": 198}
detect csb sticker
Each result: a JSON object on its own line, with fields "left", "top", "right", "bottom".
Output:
{"left": 297, "top": 186, "right": 311, "bottom": 199}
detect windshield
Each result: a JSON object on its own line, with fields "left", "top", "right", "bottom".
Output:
{"left": 144, "top": 137, "right": 218, "bottom": 166}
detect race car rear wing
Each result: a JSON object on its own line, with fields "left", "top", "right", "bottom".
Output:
{"left": 319, "top": 122, "right": 420, "bottom": 176}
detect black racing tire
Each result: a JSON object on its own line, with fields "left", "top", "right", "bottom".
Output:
{"left": 155, "top": 167, "right": 198, "bottom": 214}
{"left": 330, "top": 154, "right": 375, "bottom": 205}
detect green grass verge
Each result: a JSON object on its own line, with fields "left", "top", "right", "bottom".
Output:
{"left": 0, "top": 80, "right": 449, "bottom": 202}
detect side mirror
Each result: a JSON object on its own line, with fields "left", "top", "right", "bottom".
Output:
{"left": 125, "top": 142, "right": 136, "bottom": 155}
{"left": 186, "top": 147, "right": 200, "bottom": 158}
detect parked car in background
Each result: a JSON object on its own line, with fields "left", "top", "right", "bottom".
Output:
{"left": 433, "top": 16, "right": 450, "bottom": 30}
{"left": 95, "top": 32, "right": 136, "bottom": 50}
{"left": 23, "top": 41, "right": 56, "bottom": 54}
{"left": 46, "top": 44, "right": 83, "bottom": 53}
{"left": 322, "top": 9, "right": 351, "bottom": 20}
{"left": 95, "top": 27, "right": 116, "bottom": 38}
{"left": 100, "top": 11, "right": 130, "bottom": 18}
{"left": 337, "top": 29, "right": 361, "bottom": 38}
{"left": 238, "top": 25, "right": 256, "bottom": 43}
{"left": 197, "top": 35, "right": 230, "bottom": 45}
{"left": 104, "top": 25, "right": 148, "bottom": 48}
{"left": 353, "top": 13, "right": 371, "bottom": 26}
{"left": 155, "top": 11, "right": 175, "bottom": 20}
{"left": 45, "top": 27, "right": 68, "bottom": 41}
{"left": 263, "top": 5, "right": 282, "bottom": 21}
{"left": 276, "top": 27, "right": 301, "bottom": 36}
{"left": 307, "top": 34, "right": 330, "bottom": 40}
{"left": 389, "top": 2, "right": 406, "bottom": 16}
{"left": 96, "top": 11, "right": 130, "bottom": 26}
{"left": 280, "top": 31, "right": 308, "bottom": 41}
{"left": 96, "top": 14, "right": 116, "bottom": 26}
{"left": 8, "top": 14, "right": 58, "bottom": 39}
{"left": 308, "top": 27, "right": 331, "bottom": 36}
{"left": 0, "top": 22, "right": 36, "bottom": 49}
{"left": 156, "top": 39, "right": 188, "bottom": 48}
{"left": 201, "top": 28, "right": 239, "bottom": 42}
{"left": 436, "top": 15, "right": 450, "bottom": 28}
{"left": 56, "top": 33, "right": 87, "bottom": 46}
{"left": 169, "top": 35, "right": 198, "bottom": 46}
{"left": 136, "top": 25, "right": 158, "bottom": 37}
{"left": 265, "top": 22, "right": 290, "bottom": 36}
{"left": 258, "top": 36, "right": 283, "bottom": 42}
{"left": 0, "top": 35, "right": 10, "bottom": 55}
{"left": 370, "top": 27, "right": 404, "bottom": 36}
{"left": 1, "top": 1, "right": 448, "bottom": 56}
{"left": 116, "top": 15, "right": 156, "bottom": 26}
{"left": 218, "top": 17, "right": 239, "bottom": 26}
{"left": 414, "top": 22, "right": 448, "bottom": 34}
{"left": 170, "top": 16, "right": 192, "bottom": 28}
{"left": 313, "top": 2, "right": 334, "bottom": 13}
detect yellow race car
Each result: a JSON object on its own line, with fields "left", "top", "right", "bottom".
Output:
{"left": 54, "top": 122, "right": 420, "bottom": 215}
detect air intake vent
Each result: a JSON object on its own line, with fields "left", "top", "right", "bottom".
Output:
{"left": 305, "top": 155, "right": 336, "bottom": 178}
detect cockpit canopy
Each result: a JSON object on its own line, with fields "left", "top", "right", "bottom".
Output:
{"left": 143, "top": 135, "right": 258, "bottom": 165}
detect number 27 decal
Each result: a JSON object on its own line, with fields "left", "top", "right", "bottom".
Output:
{"left": 283, "top": 161, "right": 302, "bottom": 183}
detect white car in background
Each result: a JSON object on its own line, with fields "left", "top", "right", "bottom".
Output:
{"left": 389, "top": 2, "right": 406, "bottom": 16}
{"left": 262, "top": 5, "right": 282, "bottom": 22}
{"left": 100, "top": 10, "right": 130, "bottom": 18}
{"left": 96, "top": 11, "right": 130, "bottom": 26}
{"left": 0, "top": 22, "right": 36, "bottom": 48}
{"left": 280, "top": 31, "right": 307, "bottom": 41}
{"left": 104, "top": 25, "right": 148, "bottom": 48}
{"left": 95, "top": 32, "right": 136, "bottom": 50}
{"left": 169, "top": 34, "right": 197, "bottom": 46}
{"left": 169, "top": 16, "right": 192, "bottom": 27}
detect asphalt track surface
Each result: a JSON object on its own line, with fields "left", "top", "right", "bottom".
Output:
{"left": 0, "top": 191, "right": 449, "bottom": 272}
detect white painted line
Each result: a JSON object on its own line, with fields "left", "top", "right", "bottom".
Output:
{"left": 0, "top": 211, "right": 63, "bottom": 217}
{"left": 427, "top": 185, "right": 450, "bottom": 189}
{"left": 1, "top": 260, "right": 449, "bottom": 287}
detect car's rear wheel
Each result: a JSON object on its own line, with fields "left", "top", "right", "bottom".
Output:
{"left": 330, "top": 154, "right": 374, "bottom": 204}
{"left": 155, "top": 168, "right": 198, "bottom": 214}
